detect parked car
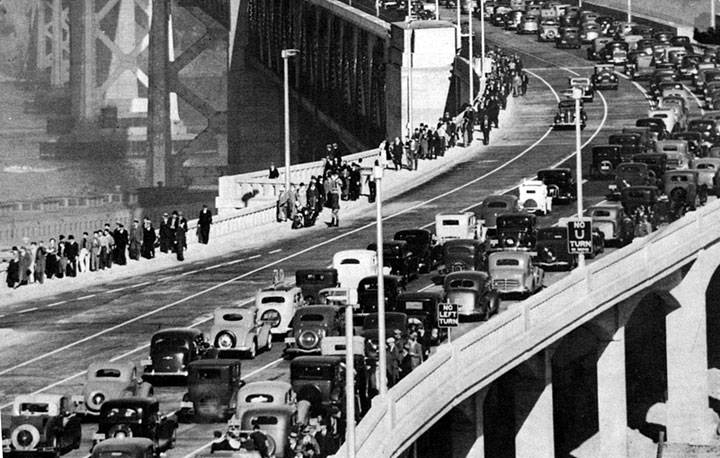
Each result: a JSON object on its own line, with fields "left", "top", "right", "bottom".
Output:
{"left": 73, "top": 362, "right": 153, "bottom": 417}
{"left": 209, "top": 306, "right": 273, "bottom": 359}
{"left": 591, "top": 63, "right": 619, "bottom": 89}
{"left": 537, "top": 168, "right": 576, "bottom": 203}
{"left": 535, "top": 227, "right": 577, "bottom": 270}
{"left": 90, "top": 438, "right": 155, "bottom": 458}
{"left": 295, "top": 269, "right": 338, "bottom": 304}
{"left": 434, "top": 211, "right": 483, "bottom": 245}
{"left": 356, "top": 275, "right": 405, "bottom": 314}
{"left": 5, "top": 394, "right": 81, "bottom": 457}
{"left": 488, "top": 251, "right": 544, "bottom": 297}
{"left": 439, "top": 239, "right": 488, "bottom": 273}
{"left": 395, "top": 291, "right": 448, "bottom": 344}
{"left": 255, "top": 284, "right": 305, "bottom": 337}
{"left": 141, "top": 328, "right": 209, "bottom": 383}
{"left": 283, "top": 305, "right": 344, "bottom": 358}
{"left": 93, "top": 397, "right": 177, "bottom": 454}
{"left": 367, "top": 240, "right": 419, "bottom": 281}
{"left": 608, "top": 162, "right": 656, "bottom": 199}
{"left": 394, "top": 228, "right": 439, "bottom": 273}
{"left": 663, "top": 169, "right": 706, "bottom": 210}
{"left": 496, "top": 212, "right": 538, "bottom": 250}
{"left": 553, "top": 100, "right": 586, "bottom": 130}
{"left": 519, "top": 180, "right": 553, "bottom": 215}
{"left": 590, "top": 145, "right": 623, "bottom": 179}
{"left": 478, "top": 194, "right": 520, "bottom": 241}
{"left": 179, "top": 359, "right": 243, "bottom": 422}
{"left": 587, "top": 203, "right": 634, "bottom": 246}
{"left": 691, "top": 157, "right": 720, "bottom": 195}
{"left": 333, "top": 249, "right": 388, "bottom": 296}
{"left": 443, "top": 271, "right": 500, "bottom": 321}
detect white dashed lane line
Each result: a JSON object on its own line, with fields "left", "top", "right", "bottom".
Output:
{"left": 77, "top": 294, "right": 96, "bottom": 300}
{"left": 46, "top": 300, "right": 67, "bottom": 307}
{"left": 17, "top": 307, "right": 38, "bottom": 314}
{"left": 248, "top": 254, "right": 261, "bottom": 260}
{"left": 268, "top": 249, "right": 282, "bottom": 254}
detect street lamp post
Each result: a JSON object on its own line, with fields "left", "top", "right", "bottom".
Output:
{"left": 627, "top": 0, "right": 632, "bottom": 23}
{"left": 713, "top": 0, "right": 717, "bottom": 30}
{"left": 480, "top": 0, "right": 486, "bottom": 80}
{"left": 344, "top": 303, "right": 356, "bottom": 458}
{"left": 374, "top": 165, "right": 388, "bottom": 396}
{"left": 435, "top": 0, "right": 440, "bottom": 20}
{"left": 456, "top": 1, "right": 461, "bottom": 47}
{"left": 468, "top": 4, "right": 474, "bottom": 107}
{"left": 572, "top": 86, "right": 586, "bottom": 270}
{"left": 281, "top": 48, "right": 300, "bottom": 192}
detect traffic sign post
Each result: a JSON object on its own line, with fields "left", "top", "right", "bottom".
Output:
{"left": 567, "top": 217, "right": 593, "bottom": 255}
{"left": 437, "top": 303, "right": 459, "bottom": 344}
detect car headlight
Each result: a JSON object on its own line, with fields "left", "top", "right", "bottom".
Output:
{"left": 261, "top": 309, "right": 281, "bottom": 327}
{"left": 91, "top": 392, "right": 106, "bottom": 407}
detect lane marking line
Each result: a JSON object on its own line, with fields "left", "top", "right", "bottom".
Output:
{"left": 133, "top": 281, "right": 151, "bottom": 287}
{"left": 17, "top": 307, "right": 38, "bottom": 314}
{"left": 268, "top": 249, "right": 282, "bottom": 254}
{"left": 248, "top": 254, "right": 261, "bottom": 260}
{"left": 77, "top": 294, "right": 95, "bottom": 300}
{"left": 46, "top": 300, "right": 67, "bottom": 307}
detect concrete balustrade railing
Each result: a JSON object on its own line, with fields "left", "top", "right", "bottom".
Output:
{"left": 335, "top": 198, "right": 720, "bottom": 458}
{"left": 216, "top": 149, "right": 382, "bottom": 214}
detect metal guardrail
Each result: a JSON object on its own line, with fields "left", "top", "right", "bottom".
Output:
{"left": 334, "top": 198, "right": 720, "bottom": 457}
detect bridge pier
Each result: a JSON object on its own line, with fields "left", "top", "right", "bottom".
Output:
{"left": 514, "top": 350, "right": 555, "bottom": 458}
{"left": 596, "top": 314, "right": 629, "bottom": 456}
{"left": 465, "top": 389, "right": 488, "bottom": 458}
{"left": 665, "top": 248, "right": 720, "bottom": 444}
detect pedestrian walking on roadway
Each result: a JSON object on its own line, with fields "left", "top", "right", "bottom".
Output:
{"left": 521, "top": 70, "right": 529, "bottom": 95}
{"left": 6, "top": 247, "right": 19, "bottom": 288}
{"left": 391, "top": 137, "right": 403, "bottom": 170}
{"left": 141, "top": 218, "right": 156, "bottom": 259}
{"left": 198, "top": 204, "right": 212, "bottom": 244}
{"left": 159, "top": 213, "right": 173, "bottom": 253}
{"left": 175, "top": 216, "right": 187, "bottom": 261}
{"left": 480, "top": 113, "right": 492, "bottom": 146}
{"left": 129, "top": 220, "right": 142, "bottom": 260}
{"left": 326, "top": 171, "right": 342, "bottom": 227}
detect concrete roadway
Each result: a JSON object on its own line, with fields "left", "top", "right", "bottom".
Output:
{"left": 0, "top": 21, "right": 665, "bottom": 458}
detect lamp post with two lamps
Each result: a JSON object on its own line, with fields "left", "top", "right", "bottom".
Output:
{"left": 281, "top": 48, "right": 300, "bottom": 192}
{"left": 572, "top": 85, "right": 586, "bottom": 269}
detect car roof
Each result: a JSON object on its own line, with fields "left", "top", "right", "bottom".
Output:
{"left": 445, "top": 270, "right": 490, "bottom": 281}
{"left": 489, "top": 251, "right": 531, "bottom": 261}
{"left": 240, "top": 380, "right": 292, "bottom": 394}
{"left": 444, "top": 238, "right": 484, "bottom": 247}
{"left": 188, "top": 358, "right": 242, "bottom": 369}
{"left": 397, "top": 291, "right": 444, "bottom": 301}
{"left": 92, "top": 438, "right": 154, "bottom": 454}
{"left": 333, "top": 249, "right": 376, "bottom": 259}
{"left": 292, "top": 355, "right": 344, "bottom": 365}
{"left": 152, "top": 328, "right": 202, "bottom": 339}
{"left": 295, "top": 304, "right": 341, "bottom": 315}
{"left": 240, "top": 404, "right": 296, "bottom": 417}
{"left": 14, "top": 393, "right": 65, "bottom": 406}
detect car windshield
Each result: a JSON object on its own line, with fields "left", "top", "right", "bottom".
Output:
{"left": 448, "top": 279, "right": 478, "bottom": 289}
{"left": 447, "top": 246, "right": 473, "bottom": 256}
{"left": 192, "top": 368, "right": 224, "bottom": 381}
{"left": 495, "top": 258, "right": 520, "bottom": 266}
{"left": 487, "top": 201, "right": 508, "bottom": 208}
{"left": 592, "top": 209, "right": 612, "bottom": 217}
{"left": 441, "top": 219, "right": 461, "bottom": 226}
{"left": 105, "top": 407, "right": 142, "bottom": 421}
{"left": 299, "top": 314, "right": 326, "bottom": 322}
{"left": 688, "top": 121, "right": 713, "bottom": 131}
{"left": 669, "top": 174, "right": 690, "bottom": 182}
{"left": 497, "top": 216, "right": 533, "bottom": 230}
{"left": 292, "top": 364, "right": 335, "bottom": 380}
{"left": 696, "top": 163, "right": 716, "bottom": 170}
{"left": 538, "top": 229, "right": 566, "bottom": 240}
{"left": 19, "top": 403, "right": 49, "bottom": 414}
{"left": 298, "top": 273, "right": 332, "bottom": 283}
{"left": 95, "top": 369, "right": 122, "bottom": 378}
{"left": 244, "top": 394, "right": 275, "bottom": 403}
{"left": 260, "top": 296, "right": 286, "bottom": 303}
{"left": 539, "top": 171, "right": 571, "bottom": 182}
{"left": 395, "top": 232, "right": 424, "bottom": 244}
{"left": 339, "top": 258, "right": 360, "bottom": 265}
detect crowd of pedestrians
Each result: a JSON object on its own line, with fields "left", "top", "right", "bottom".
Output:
{"left": 274, "top": 47, "right": 525, "bottom": 236}
{"left": 4, "top": 206, "right": 214, "bottom": 289}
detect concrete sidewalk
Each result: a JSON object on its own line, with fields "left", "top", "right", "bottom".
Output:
{"left": 0, "top": 95, "right": 528, "bottom": 308}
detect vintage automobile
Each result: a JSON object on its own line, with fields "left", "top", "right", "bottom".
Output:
{"left": 553, "top": 100, "right": 587, "bottom": 130}
{"left": 395, "top": 291, "right": 448, "bottom": 344}
{"left": 439, "top": 239, "right": 488, "bottom": 273}
{"left": 590, "top": 145, "right": 623, "bottom": 179}
{"left": 295, "top": 269, "right": 338, "bottom": 304}
{"left": 658, "top": 95, "right": 689, "bottom": 124}
{"left": 255, "top": 283, "right": 305, "bottom": 337}
{"left": 591, "top": 64, "right": 619, "bottom": 90}
{"left": 179, "top": 359, "right": 243, "bottom": 422}
{"left": 534, "top": 227, "right": 577, "bottom": 270}
{"left": 691, "top": 157, "right": 720, "bottom": 195}
{"left": 90, "top": 438, "right": 155, "bottom": 458}
{"left": 623, "top": 127, "right": 658, "bottom": 149}
{"left": 655, "top": 139, "right": 690, "bottom": 169}
{"left": 517, "top": 14, "right": 539, "bottom": 34}
{"left": 141, "top": 328, "right": 208, "bottom": 383}
{"left": 648, "top": 108, "right": 681, "bottom": 133}
{"left": 73, "top": 362, "right": 153, "bottom": 417}
{"left": 356, "top": 274, "right": 405, "bottom": 314}
{"left": 556, "top": 26, "right": 581, "bottom": 49}
{"left": 608, "top": 162, "right": 656, "bottom": 199}
{"left": 443, "top": 271, "right": 500, "bottom": 321}
{"left": 621, "top": 185, "right": 662, "bottom": 214}
{"left": 488, "top": 251, "right": 544, "bottom": 297}
{"left": 361, "top": 312, "right": 409, "bottom": 346}
{"left": 632, "top": 153, "right": 668, "bottom": 182}
{"left": 93, "top": 397, "right": 177, "bottom": 453}
{"left": 671, "top": 131, "right": 704, "bottom": 157}
{"left": 600, "top": 41, "right": 629, "bottom": 65}
{"left": 214, "top": 405, "right": 297, "bottom": 458}
{"left": 687, "top": 118, "right": 719, "bottom": 144}
{"left": 209, "top": 306, "right": 273, "bottom": 359}
{"left": 333, "top": 249, "right": 388, "bottom": 294}
{"left": 234, "top": 380, "right": 294, "bottom": 423}
{"left": 519, "top": 179, "right": 553, "bottom": 215}
{"left": 366, "top": 240, "right": 419, "bottom": 281}
{"left": 478, "top": 194, "right": 520, "bottom": 241}
{"left": 537, "top": 168, "right": 576, "bottom": 203}
{"left": 5, "top": 394, "right": 81, "bottom": 457}
{"left": 496, "top": 212, "right": 538, "bottom": 251}
{"left": 636, "top": 118, "right": 669, "bottom": 140}
{"left": 663, "top": 169, "right": 706, "bottom": 210}
{"left": 290, "top": 350, "right": 368, "bottom": 418}
{"left": 587, "top": 36, "right": 613, "bottom": 60}
{"left": 609, "top": 133, "right": 646, "bottom": 160}
{"left": 587, "top": 203, "right": 634, "bottom": 246}
{"left": 434, "top": 211, "right": 483, "bottom": 245}
{"left": 394, "top": 228, "right": 439, "bottom": 273}
{"left": 568, "top": 77, "right": 595, "bottom": 102}
{"left": 504, "top": 9, "right": 523, "bottom": 30}
{"left": 538, "top": 18, "right": 560, "bottom": 42}
{"left": 580, "top": 22, "right": 601, "bottom": 44}
{"left": 283, "top": 305, "right": 344, "bottom": 357}
{"left": 625, "top": 52, "right": 654, "bottom": 80}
